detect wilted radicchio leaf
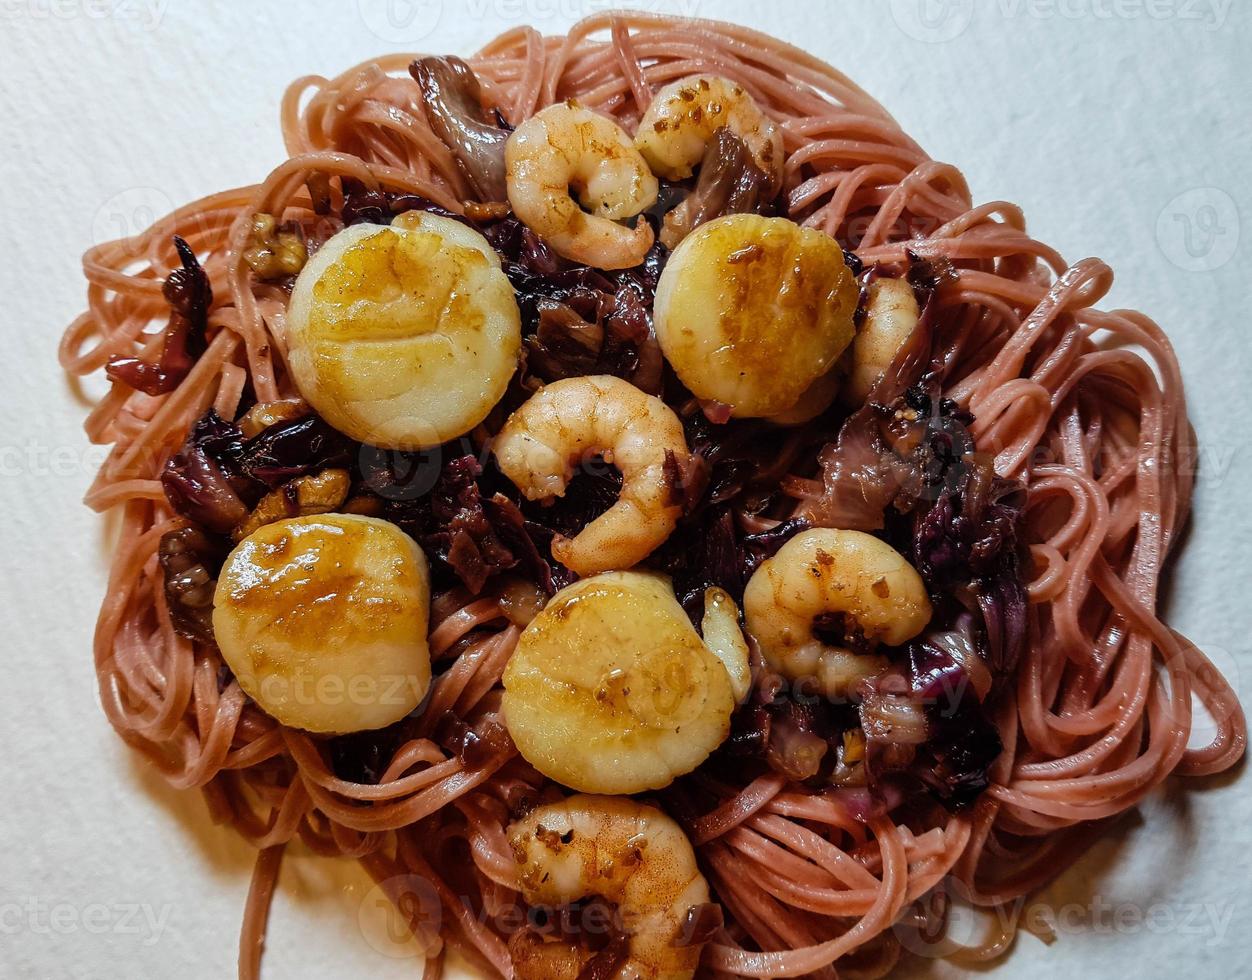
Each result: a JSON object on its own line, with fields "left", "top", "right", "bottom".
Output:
{"left": 799, "top": 378, "right": 1023, "bottom": 808}
{"left": 818, "top": 391, "right": 1024, "bottom": 812}
{"left": 761, "top": 699, "right": 833, "bottom": 782}
{"left": 802, "top": 285, "right": 941, "bottom": 531}
{"left": 161, "top": 409, "right": 361, "bottom": 534}
{"left": 654, "top": 507, "right": 742, "bottom": 616}
{"left": 340, "top": 179, "right": 465, "bottom": 228}
{"left": 329, "top": 716, "right": 420, "bottom": 784}
{"left": 905, "top": 247, "right": 959, "bottom": 292}
{"left": 410, "top": 56, "right": 510, "bottom": 202}
{"left": 160, "top": 411, "right": 254, "bottom": 535}
{"left": 715, "top": 263, "right": 1026, "bottom": 812}
{"left": 237, "top": 414, "right": 356, "bottom": 489}
{"left": 340, "top": 686, "right": 514, "bottom": 786}
{"left": 366, "top": 451, "right": 562, "bottom": 595}
{"left": 339, "top": 182, "right": 393, "bottom": 227}
{"left": 853, "top": 632, "right": 1002, "bottom": 810}
{"left": 723, "top": 679, "right": 860, "bottom": 785}
{"left": 728, "top": 647, "right": 998, "bottom": 811}
{"left": 525, "top": 458, "right": 625, "bottom": 548}
{"left": 803, "top": 267, "right": 1028, "bottom": 688}
{"left": 905, "top": 638, "right": 1003, "bottom": 806}
{"left": 660, "top": 127, "right": 774, "bottom": 248}
{"left": 650, "top": 407, "right": 821, "bottom": 617}
{"left": 433, "top": 711, "right": 514, "bottom": 769}
{"left": 106, "top": 236, "right": 212, "bottom": 396}
{"left": 912, "top": 442, "right": 1028, "bottom": 680}
{"left": 418, "top": 455, "right": 512, "bottom": 594}
{"left": 488, "top": 220, "right": 668, "bottom": 395}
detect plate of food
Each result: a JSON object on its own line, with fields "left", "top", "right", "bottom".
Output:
{"left": 38, "top": 6, "right": 1248, "bottom": 980}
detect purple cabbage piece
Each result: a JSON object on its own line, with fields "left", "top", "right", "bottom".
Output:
{"left": 489, "top": 220, "right": 669, "bottom": 395}
{"left": 906, "top": 640, "right": 1003, "bottom": 806}
{"left": 161, "top": 408, "right": 360, "bottom": 533}
{"left": 421, "top": 455, "right": 516, "bottom": 594}
{"left": 845, "top": 641, "right": 1001, "bottom": 810}
{"left": 649, "top": 406, "right": 824, "bottom": 617}
{"left": 368, "top": 451, "right": 563, "bottom": 595}
{"left": 238, "top": 414, "right": 356, "bottom": 488}
{"left": 660, "top": 127, "right": 773, "bottom": 248}
{"left": 912, "top": 451, "right": 1028, "bottom": 681}
{"left": 160, "top": 411, "right": 253, "bottom": 535}
{"left": 804, "top": 290, "right": 942, "bottom": 531}
{"left": 340, "top": 180, "right": 466, "bottom": 228}
{"left": 711, "top": 263, "right": 1027, "bottom": 812}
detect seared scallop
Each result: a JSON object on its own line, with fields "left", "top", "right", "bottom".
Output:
{"left": 213, "top": 514, "right": 432, "bottom": 733}
{"left": 285, "top": 211, "right": 521, "bottom": 450}
{"left": 653, "top": 213, "right": 858, "bottom": 419}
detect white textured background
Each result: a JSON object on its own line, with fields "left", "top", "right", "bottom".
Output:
{"left": 2, "top": 1, "right": 1249, "bottom": 977}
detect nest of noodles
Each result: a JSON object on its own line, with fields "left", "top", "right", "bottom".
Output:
{"left": 60, "top": 12, "right": 1245, "bottom": 980}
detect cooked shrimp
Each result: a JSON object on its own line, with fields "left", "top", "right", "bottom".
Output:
{"left": 509, "top": 794, "right": 711, "bottom": 980}
{"left": 505, "top": 102, "right": 658, "bottom": 270}
{"left": 493, "top": 375, "right": 689, "bottom": 576}
{"left": 743, "top": 529, "right": 931, "bottom": 698}
{"left": 636, "top": 75, "right": 784, "bottom": 194}
{"left": 845, "top": 277, "right": 920, "bottom": 405}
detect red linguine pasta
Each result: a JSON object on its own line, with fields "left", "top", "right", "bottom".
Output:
{"left": 60, "top": 13, "right": 1245, "bottom": 980}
